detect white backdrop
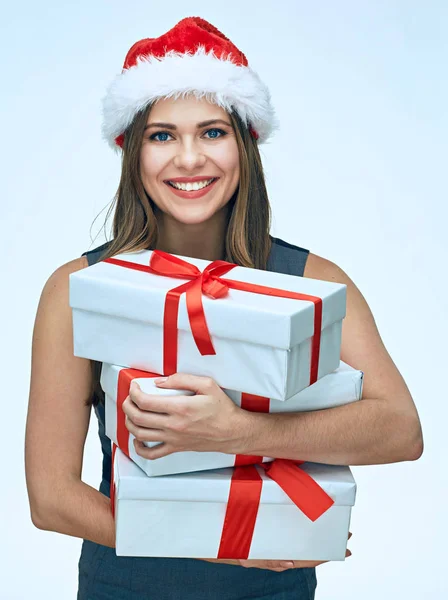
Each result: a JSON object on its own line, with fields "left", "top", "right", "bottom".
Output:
{"left": 2, "top": 1, "right": 447, "bottom": 598}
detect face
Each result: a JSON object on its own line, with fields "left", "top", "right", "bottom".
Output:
{"left": 139, "top": 96, "right": 240, "bottom": 226}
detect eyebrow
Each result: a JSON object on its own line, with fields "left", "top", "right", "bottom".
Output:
{"left": 144, "top": 119, "right": 232, "bottom": 131}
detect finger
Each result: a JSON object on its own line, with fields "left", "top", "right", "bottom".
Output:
{"left": 238, "top": 560, "right": 285, "bottom": 571}
{"left": 348, "top": 531, "right": 353, "bottom": 540}
{"left": 125, "top": 418, "right": 167, "bottom": 443}
{"left": 279, "top": 560, "right": 328, "bottom": 569}
{"left": 198, "top": 558, "right": 240, "bottom": 566}
{"left": 129, "top": 382, "right": 176, "bottom": 414}
{"left": 243, "top": 565, "right": 291, "bottom": 572}
{"left": 238, "top": 558, "right": 330, "bottom": 571}
{"left": 237, "top": 560, "right": 294, "bottom": 571}
{"left": 123, "top": 397, "right": 170, "bottom": 429}
{"left": 288, "top": 560, "right": 327, "bottom": 568}
{"left": 292, "top": 560, "right": 328, "bottom": 568}
{"left": 133, "top": 439, "right": 175, "bottom": 460}
{"left": 153, "top": 373, "right": 218, "bottom": 395}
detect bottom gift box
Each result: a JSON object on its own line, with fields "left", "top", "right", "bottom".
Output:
{"left": 112, "top": 447, "right": 356, "bottom": 560}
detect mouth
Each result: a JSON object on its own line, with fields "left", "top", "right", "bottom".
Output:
{"left": 163, "top": 177, "right": 219, "bottom": 199}
{"left": 165, "top": 178, "right": 218, "bottom": 191}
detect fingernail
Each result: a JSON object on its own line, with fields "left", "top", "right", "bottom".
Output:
{"left": 153, "top": 377, "right": 168, "bottom": 384}
{"left": 280, "top": 561, "right": 294, "bottom": 568}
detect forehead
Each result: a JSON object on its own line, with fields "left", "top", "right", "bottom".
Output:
{"left": 147, "top": 95, "right": 230, "bottom": 125}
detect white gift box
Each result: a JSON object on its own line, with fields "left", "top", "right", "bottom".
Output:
{"left": 101, "top": 361, "right": 363, "bottom": 477}
{"left": 69, "top": 250, "right": 346, "bottom": 401}
{"left": 113, "top": 447, "right": 356, "bottom": 560}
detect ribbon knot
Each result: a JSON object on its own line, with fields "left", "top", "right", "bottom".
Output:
{"left": 201, "top": 273, "right": 229, "bottom": 299}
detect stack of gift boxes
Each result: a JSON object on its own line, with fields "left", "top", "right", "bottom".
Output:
{"left": 70, "top": 249, "right": 361, "bottom": 561}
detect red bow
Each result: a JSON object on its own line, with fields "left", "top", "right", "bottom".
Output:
{"left": 217, "top": 460, "right": 334, "bottom": 559}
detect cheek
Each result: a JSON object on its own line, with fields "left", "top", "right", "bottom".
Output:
{"left": 140, "top": 149, "right": 165, "bottom": 187}
{"left": 213, "top": 143, "right": 240, "bottom": 182}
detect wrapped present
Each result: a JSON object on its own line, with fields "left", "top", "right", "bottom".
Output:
{"left": 101, "top": 361, "right": 363, "bottom": 477}
{"left": 111, "top": 447, "right": 356, "bottom": 560}
{"left": 70, "top": 249, "right": 346, "bottom": 401}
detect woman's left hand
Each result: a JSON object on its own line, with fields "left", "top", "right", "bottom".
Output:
{"left": 200, "top": 533, "right": 353, "bottom": 571}
{"left": 122, "top": 373, "right": 249, "bottom": 460}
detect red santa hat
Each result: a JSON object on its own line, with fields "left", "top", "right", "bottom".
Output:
{"left": 102, "top": 17, "right": 277, "bottom": 150}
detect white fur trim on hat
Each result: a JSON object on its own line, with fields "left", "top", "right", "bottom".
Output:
{"left": 102, "top": 46, "right": 278, "bottom": 150}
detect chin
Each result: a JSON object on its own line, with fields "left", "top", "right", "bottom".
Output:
{"left": 172, "top": 212, "right": 215, "bottom": 226}
{"left": 167, "top": 203, "right": 224, "bottom": 225}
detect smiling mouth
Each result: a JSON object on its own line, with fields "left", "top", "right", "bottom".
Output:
{"left": 165, "top": 178, "right": 217, "bottom": 191}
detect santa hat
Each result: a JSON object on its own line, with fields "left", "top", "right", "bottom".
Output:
{"left": 102, "top": 16, "right": 277, "bottom": 150}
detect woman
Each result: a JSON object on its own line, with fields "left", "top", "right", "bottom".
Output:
{"left": 25, "top": 16, "right": 423, "bottom": 600}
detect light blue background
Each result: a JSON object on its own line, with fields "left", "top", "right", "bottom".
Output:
{"left": 2, "top": 1, "right": 447, "bottom": 598}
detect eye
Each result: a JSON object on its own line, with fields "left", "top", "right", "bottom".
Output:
{"left": 203, "top": 128, "right": 227, "bottom": 139}
{"left": 149, "top": 131, "right": 173, "bottom": 142}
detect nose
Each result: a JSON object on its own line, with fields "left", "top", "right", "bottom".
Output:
{"left": 173, "top": 138, "right": 206, "bottom": 171}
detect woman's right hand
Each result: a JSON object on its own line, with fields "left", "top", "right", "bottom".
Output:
{"left": 199, "top": 532, "right": 352, "bottom": 572}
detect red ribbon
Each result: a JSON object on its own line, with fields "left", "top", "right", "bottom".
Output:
{"left": 103, "top": 251, "right": 323, "bottom": 385}
{"left": 118, "top": 367, "right": 160, "bottom": 452}
{"left": 110, "top": 368, "right": 160, "bottom": 513}
{"left": 234, "top": 393, "right": 270, "bottom": 467}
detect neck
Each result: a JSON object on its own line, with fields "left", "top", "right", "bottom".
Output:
{"left": 154, "top": 206, "right": 229, "bottom": 262}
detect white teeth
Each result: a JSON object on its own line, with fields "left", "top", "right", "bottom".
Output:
{"left": 169, "top": 179, "right": 215, "bottom": 191}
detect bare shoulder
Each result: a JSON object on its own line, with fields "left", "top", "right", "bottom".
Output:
{"left": 304, "top": 251, "right": 383, "bottom": 368}
{"left": 33, "top": 255, "right": 91, "bottom": 369}
{"left": 38, "top": 256, "right": 88, "bottom": 304}
{"left": 303, "top": 252, "right": 349, "bottom": 284}
{"left": 33, "top": 256, "right": 91, "bottom": 365}
{"left": 44, "top": 255, "right": 89, "bottom": 285}
{"left": 303, "top": 252, "right": 371, "bottom": 329}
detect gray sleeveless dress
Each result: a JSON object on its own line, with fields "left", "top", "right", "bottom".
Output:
{"left": 77, "top": 237, "right": 317, "bottom": 600}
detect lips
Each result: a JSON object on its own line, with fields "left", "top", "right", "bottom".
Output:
{"left": 167, "top": 178, "right": 215, "bottom": 192}
{"left": 163, "top": 177, "right": 219, "bottom": 199}
{"left": 166, "top": 176, "right": 218, "bottom": 183}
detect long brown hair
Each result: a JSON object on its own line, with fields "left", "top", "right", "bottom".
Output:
{"left": 88, "top": 101, "right": 273, "bottom": 406}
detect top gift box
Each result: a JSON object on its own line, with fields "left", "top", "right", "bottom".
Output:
{"left": 69, "top": 249, "right": 346, "bottom": 401}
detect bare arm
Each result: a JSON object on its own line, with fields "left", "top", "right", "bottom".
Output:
{"left": 25, "top": 258, "right": 115, "bottom": 547}
{"left": 236, "top": 254, "right": 423, "bottom": 465}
